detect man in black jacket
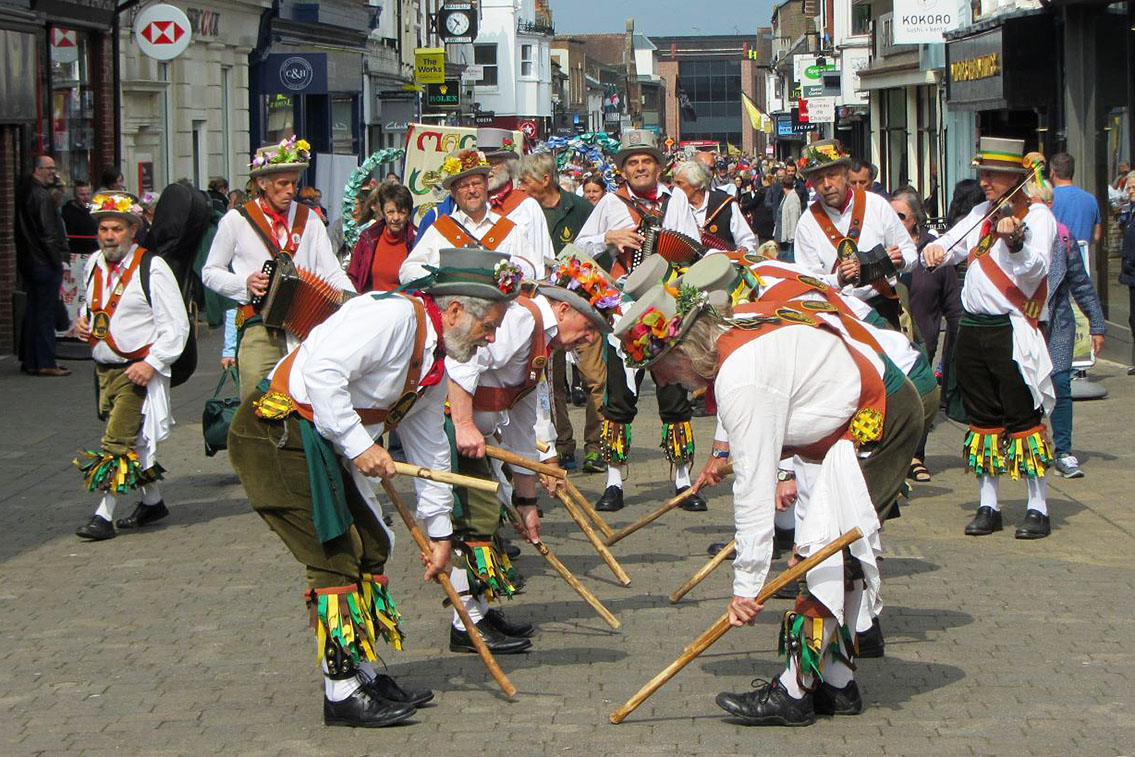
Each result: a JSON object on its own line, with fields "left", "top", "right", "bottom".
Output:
{"left": 16, "top": 154, "right": 71, "bottom": 376}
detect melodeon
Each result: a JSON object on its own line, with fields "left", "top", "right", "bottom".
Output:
{"left": 251, "top": 253, "right": 357, "bottom": 340}
{"left": 632, "top": 213, "right": 706, "bottom": 271}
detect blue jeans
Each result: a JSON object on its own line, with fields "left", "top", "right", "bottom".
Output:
{"left": 19, "top": 264, "right": 63, "bottom": 371}
{"left": 1050, "top": 370, "right": 1072, "bottom": 456}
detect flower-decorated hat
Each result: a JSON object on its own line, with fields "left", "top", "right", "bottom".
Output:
{"left": 89, "top": 191, "right": 145, "bottom": 225}
{"left": 477, "top": 127, "right": 520, "bottom": 161}
{"left": 614, "top": 282, "right": 725, "bottom": 369}
{"left": 797, "top": 139, "right": 851, "bottom": 177}
{"left": 539, "top": 244, "right": 622, "bottom": 333}
{"left": 424, "top": 247, "right": 524, "bottom": 301}
{"left": 440, "top": 148, "right": 492, "bottom": 190}
{"left": 250, "top": 135, "right": 311, "bottom": 177}
{"left": 971, "top": 137, "right": 1028, "bottom": 174}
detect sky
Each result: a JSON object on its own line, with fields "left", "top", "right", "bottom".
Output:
{"left": 549, "top": 0, "right": 778, "bottom": 38}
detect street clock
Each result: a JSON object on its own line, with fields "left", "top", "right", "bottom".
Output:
{"left": 438, "top": 3, "right": 477, "bottom": 44}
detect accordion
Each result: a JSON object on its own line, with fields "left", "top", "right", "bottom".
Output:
{"left": 632, "top": 214, "right": 706, "bottom": 271}
{"left": 853, "top": 244, "right": 898, "bottom": 287}
{"left": 251, "top": 253, "right": 356, "bottom": 340}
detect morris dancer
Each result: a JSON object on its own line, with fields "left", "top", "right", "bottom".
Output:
{"left": 445, "top": 251, "right": 620, "bottom": 653}
{"left": 227, "top": 249, "right": 521, "bottom": 727}
{"left": 615, "top": 282, "right": 885, "bottom": 726}
{"left": 72, "top": 191, "right": 190, "bottom": 541}
{"left": 922, "top": 139, "right": 1057, "bottom": 539}
{"left": 203, "top": 136, "right": 354, "bottom": 400}
{"left": 672, "top": 160, "right": 757, "bottom": 254}
{"left": 479, "top": 127, "right": 557, "bottom": 273}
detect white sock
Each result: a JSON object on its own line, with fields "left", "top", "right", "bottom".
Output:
{"left": 774, "top": 506, "right": 796, "bottom": 532}
{"left": 140, "top": 483, "right": 162, "bottom": 505}
{"left": 321, "top": 658, "right": 361, "bottom": 702}
{"left": 674, "top": 464, "right": 691, "bottom": 489}
{"left": 357, "top": 661, "right": 378, "bottom": 683}
{"left": 1027, "top": 476, "right": 1048, "bottom": 515}
{"left": 94, "top": 494, "right": 117, "bottom": 521}
{"left": 979, "top": 475, "right": 1000, "bottom": 511}
{"left": 448, "top": 568, "right": 484, "bottom": 631}
{"left": 606, "top": 465, "right": 623, "bottom": 489}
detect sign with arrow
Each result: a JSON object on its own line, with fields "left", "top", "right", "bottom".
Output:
{"left": 425, "top": 78, "right": 462, "bottom": 109}
{"left": 135, "top": 4, "right": 192, "bottom": 61}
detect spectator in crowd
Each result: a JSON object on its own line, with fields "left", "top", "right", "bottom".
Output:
{"left": 16, "top": 154, "right": 71, "bottom": 376}
{"left": 945, "top": 178, "right": 986, "bottom": 227}
{"left": 385, "top": 171, "right": 400, "bottom": 182}
{"left": 754, "top": 166, "right": 784, "bottom": 244}
{"left": 297, "top": 186, "right": 327, "bottom": 223}
{"left": 714, "top": 161, "right": 737, "bottom": 197}
{"left": 581, "top": 174, "right": 606, "bottom": 205}
{"left": 207, "top": 177, "right": 229, "bottom": 215}
{"left": 773, "top": 169, "right": 802, "bottom": 260}
{"left": 329, "top": 180, "right": 378, "bottom": 267}
{"left": 97, "top": 166, "right": 125, "bottom": 193}
{"left": 891, "top": 185, "right": 962, "bottom": 482}
{"left": 227, "top": 189, "right": 245, "bottom": 209}
{"left": 1026, "top": 178, "right": 1106, "bottom": 478}
{"left": 1119, "top": 171, "right": 1135, "bottom": 374}
{"left": 346, "top": 180, "right": 415, "bottom": 292}
{"left": 849, "top": 159, "right": 889, "bottom": 197}
{"left": 1050, "top": 153, "right": 1102, "bottom": 250}
{"left": 62, "top": 180, "right": 99, "bottom": 255}
{"left": 1113, "top": 161, "right": 1130, "bottom": 190}
{"left": 784, "top": 161, "right": 809, "bottom": 207}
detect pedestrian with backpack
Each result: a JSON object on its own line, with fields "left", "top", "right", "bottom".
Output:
{"left": 71, "top": 191, "right": 189, "bottom": 541}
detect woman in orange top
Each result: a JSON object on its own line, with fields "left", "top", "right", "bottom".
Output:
{"left": 347, "top": 181, "right": 416, "bottom": 292}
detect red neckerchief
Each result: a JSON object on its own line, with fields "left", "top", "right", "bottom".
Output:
{"left": 837, "top": 188, "right": 853, "bottom": 214}
{"left": 631, "top": 185, "right": 660, "bottom": 203}
{"left": 415, "top": 293, "right": 447, "bottom": 388}
{"left": 258, "top": 198, "right": 294, "bottom": 251}
{"left": 489, "top": 184, "right": 513, "bottom": 209}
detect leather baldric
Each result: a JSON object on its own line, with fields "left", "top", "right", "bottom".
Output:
{"left": 701, "top": 192, "right": 735, "bottom": 238}
{"left": 240, "top": 200, "right": 310, "bottom": 258}
{"left": 715, "top": 300, "right": 887, "bottom": 462}
{"left": 967, "top": 228, "right": 1048, "bottom": 328}
{"left": 491, "top": 186, "right": 530, "bottom": 216}
{"left": 259, "top": 293, "right": 435, "bottom": 429}
{"left": 812, "top": 188, "right": 866, "bottom": 252}
{"left": 432, "top": 213, "right": 516, "bottom": 251}
{"left": 472, "top": 296, "right": 548, "bottom": 411}
{"left": 87, "top": 248, "right": 153, "bottom": 361}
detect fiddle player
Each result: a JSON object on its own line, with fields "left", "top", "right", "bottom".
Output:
{"left": 922, "top": 138, "right": 1057, "bottom": 539}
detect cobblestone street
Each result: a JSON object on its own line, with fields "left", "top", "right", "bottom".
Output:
{"left": 2, "top": 330, "right": 1133, "bottom": 756}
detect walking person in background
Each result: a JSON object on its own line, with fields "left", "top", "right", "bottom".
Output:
{"left": 1119, "top": 171, "right": 1135, "bottom": 374}
{"left": 1050, "top": 153, "right": 1102, "bottom": 254}
{"left": 97, "top": 166, "right": 125, "bottom": 193}
{"left": 207, "top": 177, "right": 230, "bottom": 215}
{"left": 61, "top": 180, "right": 100, "bottom": 256}
{"left": 16, "top": 154, "right": 72, "bottom": 376}
{"left": 773, "top": 169, "right": 802, "bottom": 261}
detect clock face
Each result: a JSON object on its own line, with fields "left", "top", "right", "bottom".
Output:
{"left": 445, "top": 11, "right": 470, "bottom": 36}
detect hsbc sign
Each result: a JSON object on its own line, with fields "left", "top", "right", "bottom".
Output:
{"left": 135, "top": 4, "right": 192, "bottom": 61}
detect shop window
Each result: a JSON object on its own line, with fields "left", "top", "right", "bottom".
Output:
{"left": 265, "top": 94, "right": 295, "bottom": 144}
{"left": 331, "top": 96, "right": 356, "bottom": 154}
{"left": 475, "top": 43, "right": 498, "bottom": 87}
{"left": 520, "top": 44, "right": 534, "bottom": 78}
{"left": 853, "top": 4, "right": 872, "bottom": 36}
{"left": 47, "top": 27, "right": 93, "bottom": 189}
{"left": 881, "top": 88, "right": 908, "bottom": 192}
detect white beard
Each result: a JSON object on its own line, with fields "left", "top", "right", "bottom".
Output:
{"left": 443, "top": 315, "right": 479, "bottom": 363}
{"left": 102, "top": 244, "right": 129, "bottom": 263}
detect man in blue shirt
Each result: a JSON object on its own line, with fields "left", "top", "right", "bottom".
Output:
{"left": 1050, "top": 152, "right": 1102, "bottom": 247}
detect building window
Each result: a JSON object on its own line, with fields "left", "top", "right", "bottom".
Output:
{"left": 881, "top": 88, "right": 908, "bottom": 192}
{"left": 192, "top": 120, "right": 207, "bottom": 188}
{"left": 45, "top": 27, "right": 94, "bottom": 189}
{"left": 520, "top": 44, "right": 534, "bottom": 78}
{"left": 265, "top": 94, "right": 295, "bottom": 145}
{"left": 221, "top": 66, "right": 232, "bottom": 182}
{"left": 475, "top": 43, "right": 498, "bottom": 86}
{"left": 853, "top": 4, "right": 872, "bottom": 36}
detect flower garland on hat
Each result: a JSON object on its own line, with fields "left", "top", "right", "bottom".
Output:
{"left": 440, "top": 149, "right": 490, "bottom": 180}
{"left": 548, "top": 257, "right": 622, "bottom": 319}
{"left": 623, "top": 283, "right": 709, "bottom": 368}
{"left": 494, "top": 260, "right": 525, "bottom": 294}
{"left": 89, "top": 192, "right": 144, "bottom": 218}
{"left": 797, "top": 141, "right": 848, "bottom": 174}
{"left": 251, "top": 134, "right": 311, "bottom": 170}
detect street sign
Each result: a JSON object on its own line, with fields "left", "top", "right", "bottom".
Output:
{"left": 519, "top": 120, "right": 538, "bottom": 139}
{"left": 463, "top": 64, "right": 484, "bottom": 82}
{"left": 664, "top": 137, "right": 675, "bottom": 149}
{"left": 415, "top": 48, "right": 446, "bottom": 84}
{"left": 424, "top": 79, "right": 461, "bottom": 109}
{"left": 135, "top": 4, "right": 191, "bottom": 61}
{"left": 804, "top": 97, "right": 835, "bottom": 123}
{"left": 50, "top": 27, "right": 78, "bottom": 64}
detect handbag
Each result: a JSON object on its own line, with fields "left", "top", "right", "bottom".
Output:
{"left": 202, "top": 366, "right": 240, "bottom": 456}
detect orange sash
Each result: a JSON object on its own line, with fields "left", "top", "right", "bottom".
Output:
{"left": 811, "top": 188, "right": 866, "bottom": 251}
{"left": 88, "top": 248, "right": 152, "bottom": 361}
{"left": 967, "top": 240, "right": 1047, "bottom": 328}
{"left": 472, "top": 297, "right": 548, "bottom": 411}
{"left": 432, "top": 213, "right": 516, "bottom": 251}
{"left": 241, "top": 200, "right": 311, "bottom": 257}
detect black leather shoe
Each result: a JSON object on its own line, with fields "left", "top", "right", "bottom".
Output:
{"left": 364, "top": 674, "right": 434, "bottom": 707}
{"left": 706, "top": 541, "right": 732, "bottom": 557}
{"left": 484, "top": 607, "right": 534, "bottom": 638}
{"left": 1014, "top": 509, "right": 1051, "bottom": 540}
{"left": 115, "top": 500, "right": 169, "bottom": 529}
{"left": 571, "top": 387, "right": 587, "bottom": 407}
{"left": 813, "top": 680, "right": 863, "bottom": 716}
{"left": 76, "top": 515, "right": 115, "bottom": 541}
{"left": 594, "top": 485, "right": 624, "bottom": 512}
{"left": 715, "top": 677, "right": 815, "bottom": 726}
{"left": 855, "top": 617, "right": 885, "bottom": 659}
{"left": 676, "top": 485, "right": 708, "bottom": 512}
{"left": 964, "top": 506, "right": 1003, "bottom": 536}
{"left": 449, "top": 620, "right": 532, "bottom": 655}
{"left": 774, "top": 526, "right": 795, "bottom": 551}
{"left": 501, "top": 538, "right": 522, "bottom": 559}
{"left": 323, "top": 687, "right": 416, "bottom": 727}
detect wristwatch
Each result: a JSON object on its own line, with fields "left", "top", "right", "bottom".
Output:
{"left": 711, "top": 447, "right": 731, "bottom": 459}
{"left": 776, "top": 469, "right": 796, "bottom": 482}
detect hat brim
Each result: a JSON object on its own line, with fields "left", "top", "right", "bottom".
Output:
{"left": 538, "top": 284, "right": 614, "bottom": 334}
{"left": 89, "top": 210, "right": 141, "bottom": 225}
{"left": 442, "top": 165, "right": 492, "bottom": 190}
{"left": 249, "top": 162, "right": 308, "bottom": 178}
{"left": 485, "top": 150, "right": 520, "bottom": 161}
{"left": 971, "top": 160, "right": 1027, "bottom": 174}
{"left": 425, "top": 281, "right": 519, "bottom": 301}
{"left": 613, "top": 292, "right": 706, "bottom": 369}
{"left": 615, "top": 146, "right": 665, "bottom": 169}
{"left": 799, "top": 157, "right": 850, "bottom": 176}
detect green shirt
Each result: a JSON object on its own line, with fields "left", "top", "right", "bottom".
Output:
{"left": 541, "top": 190, "right": 594, "bottom": 255}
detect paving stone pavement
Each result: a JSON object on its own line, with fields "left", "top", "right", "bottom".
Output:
{"left": 1, "top": 329, "right": 1134, "bottom": 756}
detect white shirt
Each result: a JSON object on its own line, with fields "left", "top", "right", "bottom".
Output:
{"left": 447, "top": 295, "right": 558, "bottom": 460}
{"left": 793, "top": 190, "right": 917, "bottom": 301}
{"left": 715, "top": 327, "right": 873, "bottom": 596}
{"left": 575, "top": 182, "right": 701, "bottom": 260}
{"left": 203, "top": 201, "right": 354, "bottom": 305}
{"left": 693, "top": 191, "right": 757, "bottom": 253}
{"left": 400, "top": 207, "right": 541, "bottom": 284}
{"left": 498, "top": 191, "right": 557, "bottom": 272}
{"left": 714, "top": 181, "right": 738, "bottom": 198}
{"left": 84, "top": 245, "right": 190, "bottom": 374}
{"left": 271, "top": 294, "right": 453, "bottom": 538}
{"left": 933, "top": 200, "right": 1055, "bottom": 319}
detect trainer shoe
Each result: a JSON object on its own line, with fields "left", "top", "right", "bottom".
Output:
{"left": 558, "top": 452, "right": 578, "bottom": 471}
{"left": 1053, "top": 454, "right": 1084, "bottom": 479}
{"left": 715, "top": 677, "right": 815, "bottom": 727}
{"left": 581, "top": 452, "right": 606, "bottom": 473}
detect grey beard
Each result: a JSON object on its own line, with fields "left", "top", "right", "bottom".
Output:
{"left": 443, "top": 315, "right": 479, "bottom": 363}
{"left": 101, "top": 244, "right": 129, "bottom": 262}
{"left": 487, "top": 171, "right": 510, "bottom": 193}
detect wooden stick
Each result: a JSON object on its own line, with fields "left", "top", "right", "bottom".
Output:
{"left": 608, "top": 527, "right": 863, "bottom": 724}
{"left": 669, "top": 539, "right": 735, "bottom": 604}
{"left": 380, "top": 479, "right": 517, "bottom": 698}
{"left": 554, "top": 489, "right": 632, "bottom": 586}
{"left": 563, "top": 480, "right": 615, "bottom": 539}
{"left": 502, "top": 504, "right": 621, "bottom": 629}
{"left": 605, "top": 463, "right": 733, "bottom": 547}
{"left": 393, "top": 461, "right": 499, "bottom": 493}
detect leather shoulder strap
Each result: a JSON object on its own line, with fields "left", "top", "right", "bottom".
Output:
{"left": 480, "top": 216, "right": 516, "bottom": 250}
{"left": 238, "top": 202, "right": 282, "bottom": 258}
{"left": 499, "top": 187, "right": 529, "bottom": 216}
{"left": 432, "top": 214, "right": 473, "bottom": 247}
{"left": 290, "top": 202, "right": 310, "bottom": 247}
{"left": 974, "top": 251, "right": 1047, "bottom": 327}
{"left": 703, "top": 193, "right": 734, "bottom": 228}
{"left": 810, "top": 188, "right": 867, "bottom": 260}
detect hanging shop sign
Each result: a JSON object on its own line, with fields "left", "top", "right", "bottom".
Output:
{"left": 260, "top": 53, "right": 329, "bottom": 96}
{"left": 415, "top": 48, "right": 446, "bottom": 85}
{"left": 893, "top": 0, "right": 960, "bottom": 45}
{"left": 134, "top": 4, "right": 192, "bottom": 61}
